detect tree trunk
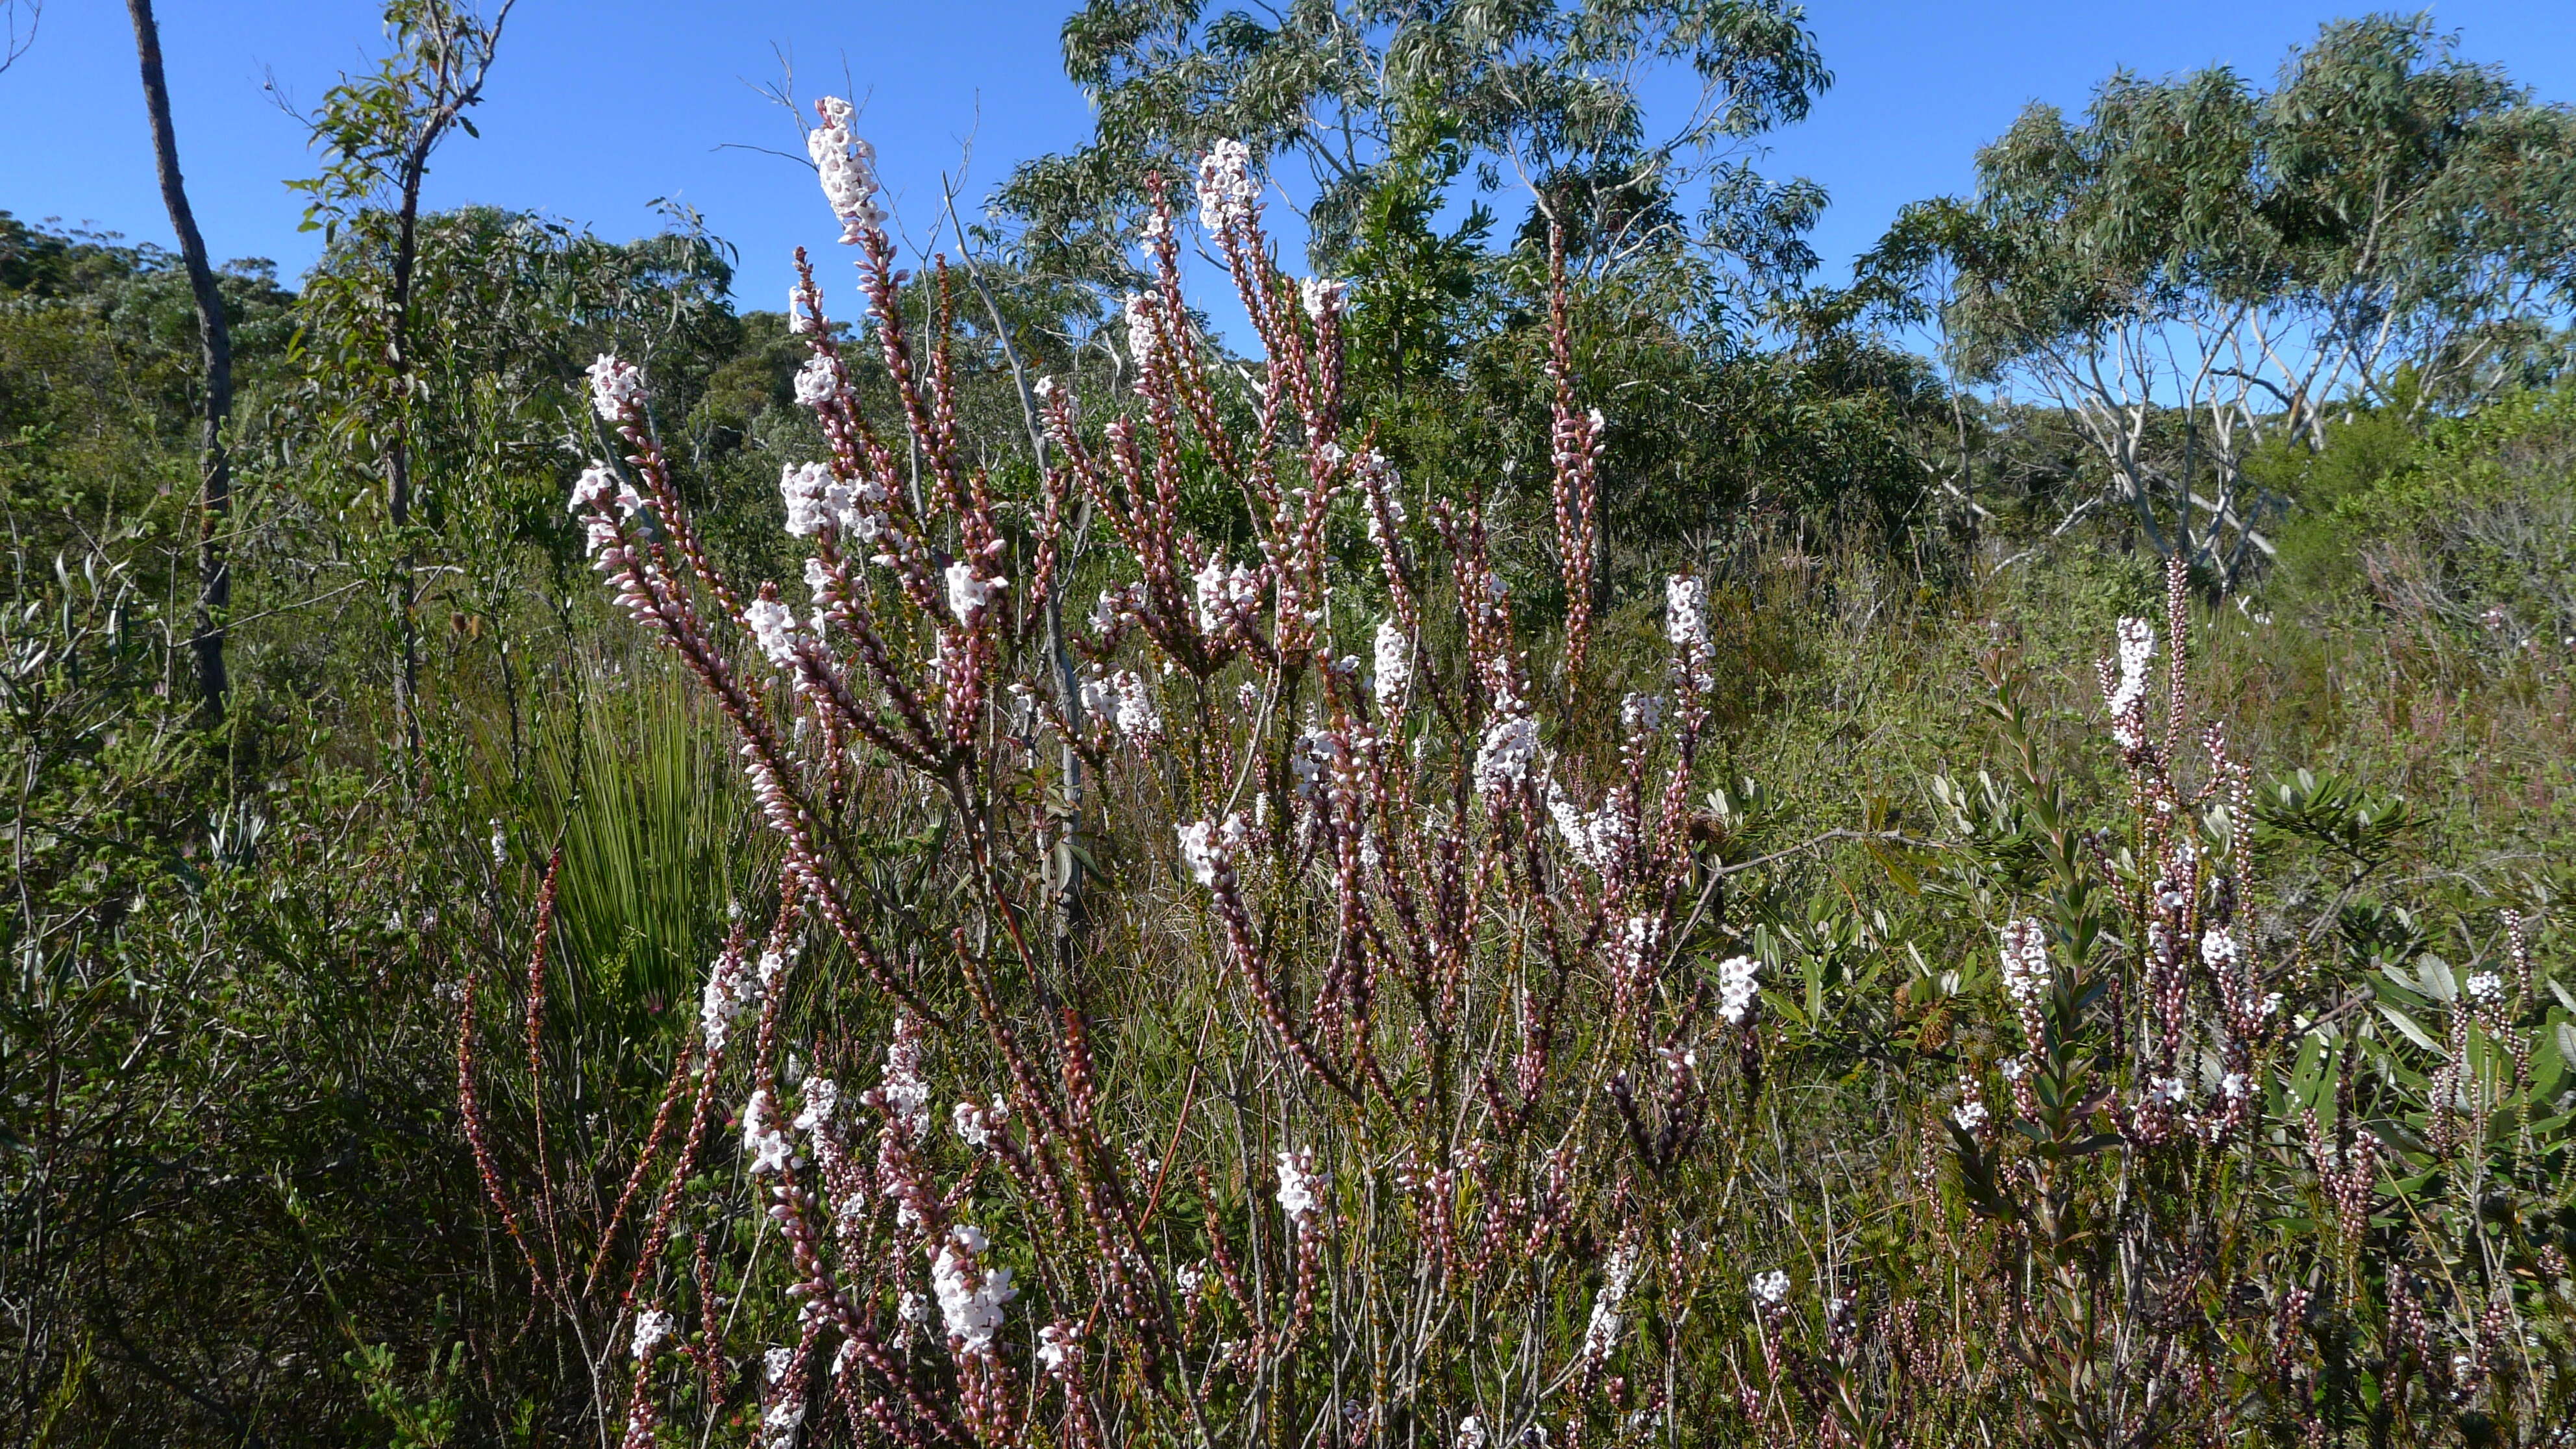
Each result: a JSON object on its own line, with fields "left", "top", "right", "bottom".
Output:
{"left": 386, "top": 147, "right": 430, "bottom": 767}
{"left": 126, "top": 0, "right": 232, "bottom": 719}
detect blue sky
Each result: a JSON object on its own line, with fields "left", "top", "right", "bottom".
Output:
{"left": 3, "top": 0, "right": 2570, "bottom": 337}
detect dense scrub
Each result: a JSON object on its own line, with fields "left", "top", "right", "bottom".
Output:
{"left": 6, "top": 11, "right": 2576, "bottom": 1447}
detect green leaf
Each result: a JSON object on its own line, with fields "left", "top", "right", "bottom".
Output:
{"left": 2377, "top": 1003, "right": 2441, "bottom": 1054}
{"left": 2288, "top": 1033, "right": 2330, "bottom": 1108}
{"left": 2378, "top": 959, "right": 2427, "bottom": 1000}
{"left": 2416, "top": 954, "right": 2457, "bottom": 1003}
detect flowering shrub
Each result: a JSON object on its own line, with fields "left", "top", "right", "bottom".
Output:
{"left": 459, "top": 113, "right": 2576, "bottom": 1448}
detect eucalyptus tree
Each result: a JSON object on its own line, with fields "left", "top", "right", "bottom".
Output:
{"left": 290, "top": 206, "right": 739, "bottom": 765}
{"left": 124, "top": 0, "right": 234, "bottom": 715}
{"left": 288, "top": 0, "right": 512, "bottom": 764}
{"left": 1863, "top": 15, "right": 2576, "bottom": 582}
{"left": 1000, "top": 0, "right": 1830, "bottom": 303}
{"left": 998, "top": 0, "right": 1864, "bottom": 594}
{"left": 2265, "top": 17, "right": 2576, "bottom": 410}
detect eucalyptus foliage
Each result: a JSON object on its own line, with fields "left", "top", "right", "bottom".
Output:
{"left": 1863, "top": 14, "right": 2576, "bottom": 578}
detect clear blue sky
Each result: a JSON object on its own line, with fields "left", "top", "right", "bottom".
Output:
{"left": 3, "top": 0, "right": 2571, "bottom": 334}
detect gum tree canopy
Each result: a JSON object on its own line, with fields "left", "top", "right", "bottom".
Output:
{"left": 1864, "top": 14, "right": 2576, "bottom": 578}
{"left": 1000, "top": 0, "right": 1831, "bottom": 281}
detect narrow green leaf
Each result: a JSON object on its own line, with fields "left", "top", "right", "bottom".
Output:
{"left": 2377, "top": 1004, "right": 2441, "bottom": 1054}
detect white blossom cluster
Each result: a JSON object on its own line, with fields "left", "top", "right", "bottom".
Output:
{"left": 930, "top": 1224, "right": 1016, "bottom": 1356}
{"left": 793, "top": 1078, "right": 839, "bottom": 1135}
{"left": 878, "top": 1014, "right": 932, "bottom": 1137}
{"left": 1954, "top": 1083, "right": 1990, "bottom": 1131}
{"left": 1665, "top": 575, "right": 1707, "bottom": 651}
{"left": 807, "top": 95, "right": 886, "bottom": 242}
{"left": 1275, "top": 1147, "right": 1326, "bottom": 1229}
{"left": 2199, "top": 926, "right": 2240, "bottom": 970}
{"left": 952, "top": 1095, "right": 1010, "bottom": 1148}
{"left": 787, "top": 280, "right": 821, "bottom": 335}
{"left": 2107, "top": 617, "right": 2156, "bottom": 749}
{"left": 569, "top": 462, "right": 630, "bottom": 554}
{"left": 1372, "top": 619, "right": 1412, "bottom": 707}
{"left": 1193, "top": 558, "right": 1261, "bottom": 636}
{"left": 1666, "top": 574, "right": 1713, "bottom": 689}
{"left": 741, "top": 1087, "right": 795, "bottom": 1176}
{"left": 1195, "top": 138, "right": 1257, "bottom": 236}
{"left": 2000, "top": 917, "right": 2051, "bottom": 1008}
{"left": 2466, "top": 970, "right": 2504, "bottom": 1003}
{"left": 1474, "top": 711, "right": 1541, "bottom": 795}
{"left": 945, "top": 561, "right": 1006, "bottom": 622}
{"left": 1716, "top": 954, "right": 1761, "bottom": 1026}
{"left": 1178, "top": 814, "right": 1248, "bottom": 889}
{"left": 1123, "top": 291, "right": 1163, "bottom": 373}
{"left": 745, "top": 597, "right": 804, "bottom": 670}
{"left": 631, "top": 1307, "right": 675, "bottom": 1360}
{"left": 1548, "top": 789, "right": 1629, "bottom": 874}
{"left": 1290, "top": 728, "right": 1335, "bottom": 800}
{"left": 2155, "top": 869, "right": 2192, "bottom": 914}
{"left": 699, "top": 947, "right": 756, "bottom": 1054}
{"left": 779, "top": 460, "right": 889, "bottom": 543}
{"left": 1299, "top": 275, "right": 1346, "bottom": 323}
{"left": 586, "top": 354, "right": 643, "bottom": 421}
{"left": 1582, "top": 1243, "right": 1641, "bottom": 1362}
{"left": 793, "top": 354, "right": 840, "bottom": 408}
{"left": 1363, "top": 455, "right": 1407, "bottom": 544}
{"left": 1620, "top": 691, "right": 1664, "bottom": 736}
{"left": 763, "top": 1396, "right": 804, "bottom": 1448}
{"left": 1037, "top": 1320, "right": 1080, "bottom": 1376}
{"left": 1617, "top": 916, "right": 1666, "bottom": 989}
{"left": 1749, "top": 1269, "right": 1790, "bottom": 1308}
{"left": 1081, "top": 668, "right": 1162, "bottom": 741}
{"left": 1089, "top": 583, "right": 1143, "bottom": 638}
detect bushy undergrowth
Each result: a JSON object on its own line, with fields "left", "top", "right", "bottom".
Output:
{"left": 6, "top": 130, "right": 2575, "bottom": 1449}
{"left": 436, "top": 130, "right": 2576, "bottom": 1449}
